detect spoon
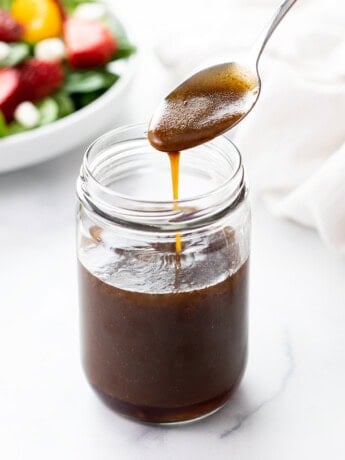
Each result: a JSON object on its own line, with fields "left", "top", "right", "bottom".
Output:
{"left": 148, "top": 0, "right": 298, "bottom": 152}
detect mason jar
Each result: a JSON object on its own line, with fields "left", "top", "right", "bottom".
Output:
{"left": 76, "top": 123, "right": 250, "bottom": 424}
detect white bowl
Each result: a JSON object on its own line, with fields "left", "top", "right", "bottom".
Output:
{"left": 0, "top": 57, "right": 136, "bottom": 173}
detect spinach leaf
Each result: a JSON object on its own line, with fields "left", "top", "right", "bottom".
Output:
{"left": 6, "top": 121, "right": 29, "bottom": 135}
{"left": 0, "top": 43, "right": 30, "bottom": 67}
{"left": 0, "top": 111, "right": 7, "bottom": 138}
{"left": 0, "top": 0, "right": 12, "bottom": 11}
{"left": 37, "top": 98, "right": 59, "bottom": 125}
{"left": 63, "top": 69, "right": 118, "bottom": 94}
{"left": 71, "top": 89, "right": 104, "bottom": 109}
{"left": 113, "top": 37, "right": 136, "bottom": 60}
{"left": 62, "top": 0, "right": 95, "bottom": 12}
{"left": 53, "top": 91, "right": 75, "bottom": 117}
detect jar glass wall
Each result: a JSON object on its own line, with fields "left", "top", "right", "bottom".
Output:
{"left": 76, "top": 124, "right": 250, "bottom": 424}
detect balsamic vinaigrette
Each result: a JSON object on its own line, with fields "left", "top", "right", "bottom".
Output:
{"left": 148, "top": 62, "right": 258, "bottom": 152}
{"left": 79, "top": 61, "right": 252, "bottom": 423}
{"left": 80, "top": 260, "right": 248, "bottom": 423}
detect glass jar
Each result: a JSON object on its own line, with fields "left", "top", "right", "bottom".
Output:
{"left": 76, "top": 124, "right": 250, "bottom": 424}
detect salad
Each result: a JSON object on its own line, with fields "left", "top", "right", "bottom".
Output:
{"left": 0, "top": 0, "right": 136, "bottom": 138}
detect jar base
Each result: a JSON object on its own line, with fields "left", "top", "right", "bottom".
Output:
{"left": 92, "top": 383, "right": 240, "bottom": 424}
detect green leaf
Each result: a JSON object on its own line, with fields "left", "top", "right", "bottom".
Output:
{"left": 0, "top": 0, "right": 12, "bottom": 11}
{"left": 6, "top": 121, "right": 30, "bottom": 135}
{"left": 62, "top": 0, "right": 96, "bottom": 12}
{"left": 0, "top": 111, "right": 8, "bottom": 138}
{"left": 113, "top": 37, "right": 136, "bottom": 60}
{"left": 0, "top": 43, "right": 30, "bottom": 68}
{"left": 53, "top": 91, "right": 75, "bottom": 117}
{"left": 71, "top": 89, "right": 104, "bottom": 109}
{"left": 63, "top": 69, "right": 118, "bottom": 94}
{"left": 37, "top": 98, "right": 59, "bottom": 125}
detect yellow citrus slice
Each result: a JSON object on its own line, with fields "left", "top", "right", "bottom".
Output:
{"left": 11, "top": 0, "right": 63, "bottom": 43}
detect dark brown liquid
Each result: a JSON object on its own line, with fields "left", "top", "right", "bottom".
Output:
{"left": 79, "top": 61, "right": 252, "bottom": 423}
{"left": 148, "top": 62, "right": 258, "bottom": 152}
{"left": 79, "top": 259, "right": 248, "bottom": 423}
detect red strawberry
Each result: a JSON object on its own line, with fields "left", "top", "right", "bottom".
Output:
{"left": 0, "top": 68, "right": 22, "bottom": 122}
{"left": 18, "top": 59, "right": 64, "bottom": 101}
{"left": 0, "top": 10, "right": 24, "bottom": 42}
{"left": 64, "top": 18, "right": 117, "bottom": 69}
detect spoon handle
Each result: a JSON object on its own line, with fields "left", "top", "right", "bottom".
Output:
{"left": 252, "top": 0, "right": 298, "bottom": 67}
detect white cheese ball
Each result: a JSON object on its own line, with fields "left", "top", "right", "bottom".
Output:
{"left": 0, "top": 42, "right": 11, "bottom": 61}
{"left": 35, "top": 38, "right": 66, "bottom": 62}
{"left": 14, "top": 102, "right": 40, "bottom": 128}
{"left": 73, "top": 3, "right": 107, "bottom": 21}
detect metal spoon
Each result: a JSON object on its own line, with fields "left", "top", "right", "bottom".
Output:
{"left": 148, "top": 0, "right": 298, "bottom": 152}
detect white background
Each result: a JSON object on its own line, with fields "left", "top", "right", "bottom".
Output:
{"left": 1, "top": 1, "right": 345, "bottom": 459}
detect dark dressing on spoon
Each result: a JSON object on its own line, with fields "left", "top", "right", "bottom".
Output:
{"left": 148, "top": 62, "right": 258, "bottom": 153}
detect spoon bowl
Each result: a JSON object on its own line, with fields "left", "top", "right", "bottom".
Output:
{"left": 148, "top": 62, "right": 259, "bottom": 152}
{"left": 148, "top": 0, "right": 298, "bottom": 152}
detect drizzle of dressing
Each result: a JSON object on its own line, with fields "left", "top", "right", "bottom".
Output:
{"left": 168, "top": 151, "right": 182, "bottom": 253}
{"left": 149, "top": 62, "right": 258, "bottom": 254}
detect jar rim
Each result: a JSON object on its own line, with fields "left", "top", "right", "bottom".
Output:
{"left": 77, "top": 123, "right": 246, "bottom": 231}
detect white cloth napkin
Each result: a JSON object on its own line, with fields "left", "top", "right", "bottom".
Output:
{"left": 154, "top": 0, "right": 345, "bottom": 254}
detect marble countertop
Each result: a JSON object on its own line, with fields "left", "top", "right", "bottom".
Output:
{"left": 1, "top": 2, "right": 345, "bottom": 458}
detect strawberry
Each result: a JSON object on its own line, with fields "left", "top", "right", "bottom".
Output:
{"left": 64, "top": 18, "right": 117, "bottom": 69}
{"left": 0, "top": 68, "right": 22, "bottom": 122}
{"left": 0, "top": 10, "right": 24, "bottom": 42}
{"left": 0, "top": 60, "right": 64, "bottom": 121}
{"left": 18, "top": 58, "right": 64, "bottom": 101}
